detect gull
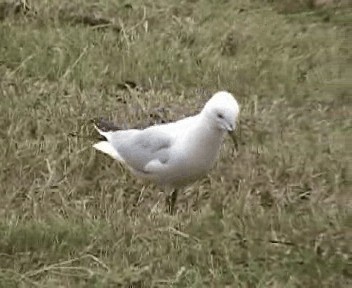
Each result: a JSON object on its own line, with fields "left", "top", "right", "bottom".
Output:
{"left": 93, "top": 91, "right": 240, "bottom": 213}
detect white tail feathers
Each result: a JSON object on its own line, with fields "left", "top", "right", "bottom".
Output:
{"left": 93, "top": 124, "right": 114, "bottom": 142}
{"left": 93, "top": 141, "right": 123, "bottom": 161}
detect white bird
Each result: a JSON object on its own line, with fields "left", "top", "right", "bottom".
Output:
{"left": 93, "top": 91, "right": 240, "bottom": 213}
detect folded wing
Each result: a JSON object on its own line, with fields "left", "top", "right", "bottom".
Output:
{"left": 93, "top": 126, "right": 173, "bottom": 174}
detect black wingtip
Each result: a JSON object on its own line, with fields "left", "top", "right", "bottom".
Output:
{"left": 92, "top": 117, "right": 121, "bottom": 132}
{"left": 91, "top": 117, "right": 121, "bottom": 141}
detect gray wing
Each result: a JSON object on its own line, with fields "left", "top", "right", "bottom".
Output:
{"left": 110, "top": 128, "right": 173, "bottom": 173}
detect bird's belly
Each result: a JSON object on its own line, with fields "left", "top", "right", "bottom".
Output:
{"left": 157, "top": 153, "right": 217, "bottom": 187}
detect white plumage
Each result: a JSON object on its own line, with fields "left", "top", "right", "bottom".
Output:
{"left": 93, "top": 91, "right": 240, "bottom": 212}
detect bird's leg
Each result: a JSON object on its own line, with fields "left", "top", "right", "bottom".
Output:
{"left": 165, "top": 189, "right": 178, "bottom": 214}
{"left": 170, "top": 189, "right": 178, "bottom": 214}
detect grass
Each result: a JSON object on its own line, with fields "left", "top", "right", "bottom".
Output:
{"left": 0, "top": 0, "right": 351, "bottom": 286}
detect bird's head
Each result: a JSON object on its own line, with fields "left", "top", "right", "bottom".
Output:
{"left": 202, "top": 91, "right": 240, "bottom": 132}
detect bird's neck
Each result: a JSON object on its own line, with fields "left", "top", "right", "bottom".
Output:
{"left": 199, "top": 108, "right": 222, "bottom": 131}
{"left": 192, "top": 114, "right": 226, "bottom": 150}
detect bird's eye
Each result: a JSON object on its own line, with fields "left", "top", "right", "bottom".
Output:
{"left": 217, "top": 113, "right": 224, "bottom": 119}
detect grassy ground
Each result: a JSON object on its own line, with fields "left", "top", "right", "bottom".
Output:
{"left": 0, "top": 0, "right": 351, "bottom": 287}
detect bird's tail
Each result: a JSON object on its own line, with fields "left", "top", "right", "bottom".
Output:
{"left": 93, "top": 124, "right": 113, "bottom": 142}
{"left": 92, "top": 122, "right": 124, "bottom": 161}
{"left": 93, "top": 141, "right": 121, "bottom": 160}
